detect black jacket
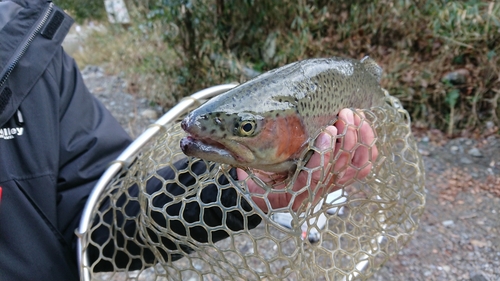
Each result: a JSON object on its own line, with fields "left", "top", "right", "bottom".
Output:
{"left": 0, "top": 1, "right": 260, "bottom": 280}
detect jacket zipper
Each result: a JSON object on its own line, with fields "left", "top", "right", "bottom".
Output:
{"left": 0, "top": 3, "right": 54, "bottom": 89}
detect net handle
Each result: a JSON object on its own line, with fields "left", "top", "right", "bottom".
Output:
{"left": 76, "top": 83, "right": 238, "bottom": 281}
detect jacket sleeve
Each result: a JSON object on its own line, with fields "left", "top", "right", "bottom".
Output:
{"left": 89, "top": 159, "right": 262, "bottom": 272}
{"left": 48, "top": 47, "right": 133, "bottom": 246}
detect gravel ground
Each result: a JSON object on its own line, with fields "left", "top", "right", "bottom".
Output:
{"left": 83, "top": 67, "right": 500, "bottom": 281}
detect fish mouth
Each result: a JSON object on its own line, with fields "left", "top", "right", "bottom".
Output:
{"left": 180, "top": 135, "right": 255, "bottom": 164}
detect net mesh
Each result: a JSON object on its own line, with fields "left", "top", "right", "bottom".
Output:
{"left": 79, "top": 91, "right": 426, "bottom": 281}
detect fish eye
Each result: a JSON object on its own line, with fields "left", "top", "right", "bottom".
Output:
{"left": 239, "top": 120, "right": 256, "bottom": 136}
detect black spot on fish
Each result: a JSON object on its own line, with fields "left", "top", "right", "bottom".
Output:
{"left": 210, "top": 129, "right": 216, "bottom": 134}
{"left": 201, "top": 126, "right": 207, "bottom": 131}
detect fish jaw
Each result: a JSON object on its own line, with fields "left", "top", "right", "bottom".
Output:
{"left": 180, "top": 135, "right": 255, "bottom": 164}
{"left": 180, "top": 135, "right": 296, "bottom": 172}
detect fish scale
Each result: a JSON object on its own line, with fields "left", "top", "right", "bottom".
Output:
{"left": 180, "top": 56, "right": 386, "bottom": 172}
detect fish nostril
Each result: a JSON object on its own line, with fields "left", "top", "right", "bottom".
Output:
{"left": 179, "top": 137, "right": 191, "bottom": 153}
{"left": 180, "top": 138, "right": 188, "bottom": 152}
{"left": 181, "top": 118, "right": 188, "bottom": 130}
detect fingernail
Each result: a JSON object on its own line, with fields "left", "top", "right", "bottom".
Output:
{"left": 318, "top": 134, "right": 331, "bottom": 149}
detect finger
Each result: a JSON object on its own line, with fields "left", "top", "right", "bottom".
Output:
{"left": 340, "top": 110, "right": 378, "bottom": 183}
{"left": 354, "top": 111, "right": 378, "bottom": 176}
{"left": 290, "top": 126, "right": 338, "bottom": 210}
{"left": 334, "top": 109, "right": 358, "bottom": 179}
{"left": 239, "top": 168, "right": 290, "bottom": 213}
{"left": 312, "top": 126, "right": 339, "bottom": 193}
{"left": 306, "top": 125, "right": 338, "bottom": 169}
{"left": 351, "top": 111, "right": 370, "bottom": 168}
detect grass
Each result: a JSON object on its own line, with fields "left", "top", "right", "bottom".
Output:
{"left": 72, "top": 23, "right": 182, "bottom": 107}
{"left": 72, "top": 0, "right": 500, "bottom": 137}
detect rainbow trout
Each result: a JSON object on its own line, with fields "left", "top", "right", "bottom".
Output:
{"left": 180, "top": 56, "right": 385, "bottom": 172}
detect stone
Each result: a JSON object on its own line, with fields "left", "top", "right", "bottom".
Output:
{"left": 468, "top": 147, "right": 482, "bottom": 157}
{"left": 442, "top": 220, "right": 454, "bottom": 227}
{"left": 442, "top": 68, "right": 470, "bottom": 85}
{"left": 470, "top": 274, "right": 488, "bottom": 281}
{"left": 141, "top": 109, "right": 158, "bottom": 120}
{"left": 460, "top": 157, "right": 473, "bottom": 164}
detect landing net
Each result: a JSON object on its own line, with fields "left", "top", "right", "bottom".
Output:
{"left": 77, "top": 84, "right": 426, "bottom": 281}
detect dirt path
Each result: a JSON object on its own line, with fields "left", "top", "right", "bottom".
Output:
{"left": 374, "top": 136, "right": 500, "bottom": 280}
{"left": 83, "top": 67, "right": 500, "bottom": 281}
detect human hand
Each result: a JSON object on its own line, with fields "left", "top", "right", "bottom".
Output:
{"left": 237, "top": 108, "right": 378, "bottom": 212}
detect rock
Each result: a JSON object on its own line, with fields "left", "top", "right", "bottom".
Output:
{"left": 460, "top": 157, "right": 473, "bottom": 164}
{"left": 442, "top": 68, "right": 470, "bottom": 85}
{"left": 470, "top": 239, "right": 488, "bottom": 248}
{"left": 418, "top": 148, "right": 431, "bottom": 156}
{"left": 81, "top": 65, "right": 104, "bottom": 79}
{"left": 141, "top": 109, "right": 158, "bottom": 120}
{"left": 442, "top": 220, "right": 454, "bottom": 227}
{"left": 468, "top": 147, "right": 482, "bottom": 157}
{"left": 470, "top": 274, "right": 488, "bottom": 281}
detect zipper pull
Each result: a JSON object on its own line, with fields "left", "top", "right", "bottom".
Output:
{"left": 15, "top": 109, "right": 24, "bottom": 126}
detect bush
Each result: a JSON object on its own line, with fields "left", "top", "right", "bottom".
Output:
{"left": 54, "top": 0, "right": 106, "bottom": 22}
{"left": 76, "top": 0, "right": 500, "bottom": 136}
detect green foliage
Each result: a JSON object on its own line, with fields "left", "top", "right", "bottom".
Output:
{"left": 75, "top": 0, "right": 500, "bottom": 136}
{"left": 54, "top": 0, "right": 106, "bottom": 22}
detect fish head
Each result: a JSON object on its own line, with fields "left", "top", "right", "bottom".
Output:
{"left": 180, "top": 101, "right": 309, "bottom": 173}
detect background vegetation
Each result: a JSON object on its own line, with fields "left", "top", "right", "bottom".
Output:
{"left": 56, "top": 0, "right": 500, "bottom": 137}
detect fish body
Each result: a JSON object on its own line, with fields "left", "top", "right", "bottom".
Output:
{"left": 180, "top": 56, "right": 385, "bottom": 172}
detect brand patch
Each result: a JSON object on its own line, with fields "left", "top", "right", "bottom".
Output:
{"left": 0, "top": 127, "right": 24, "bottom": 140}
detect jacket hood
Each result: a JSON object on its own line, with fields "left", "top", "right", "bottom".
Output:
{"left": 0, "top": 0, "right": 74, "bottom": 126}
